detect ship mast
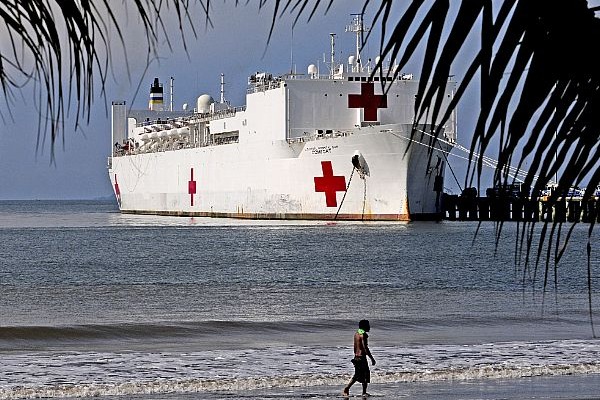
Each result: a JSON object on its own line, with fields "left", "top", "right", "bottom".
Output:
{"left": 346, "top": 14, "right": 369, "bottom": 72}
{"left": 347, "top": 14, "right": 363, "bottom": 66}
{"left": 220, "top": 73, "right": 225, "bottom": 104}
{"left": 329, "top": 33, "right": 336, "bottom": 78}
{"left": 170, "top": 76, "right": 174, "bottom": 111}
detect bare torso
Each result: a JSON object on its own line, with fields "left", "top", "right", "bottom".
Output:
{"left": 353, "top": 331, "right": 368, "bottom": 357}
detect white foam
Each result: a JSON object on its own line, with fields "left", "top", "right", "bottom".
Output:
{"left": 2, "top": 339, "right": 600, "bottom": 399}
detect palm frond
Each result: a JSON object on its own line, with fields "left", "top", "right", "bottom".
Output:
{"left": 269, "top": 0, "right": 599, "bottom": 323}
{"left": 0, "top": 0, "right": 202, "bottom": 159}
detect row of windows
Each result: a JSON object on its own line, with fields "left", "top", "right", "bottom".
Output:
{"left": 322, "top": 93, "right": 401, "bottom": 97}
{"left": 347, "top": 76, "right": 395, "bottom": 82}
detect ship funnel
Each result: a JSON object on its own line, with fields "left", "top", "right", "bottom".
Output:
{"left": 149, "top": 77, "right": 164, "bottom": 111}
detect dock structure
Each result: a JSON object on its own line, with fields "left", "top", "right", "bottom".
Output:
{"left": 442, "top": 193, "right": 600, "bottom": 223}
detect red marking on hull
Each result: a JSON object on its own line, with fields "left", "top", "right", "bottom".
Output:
{"left": 348, "top": 82, "right": 387, "bottom": 121}
{"left": 114, "top": 175, "right": 121, "bottom": 205}
{"left": 314, "top": 161, "right": 346, "bottom": 207}
{"left": 188, "top": 168, "right": 197, "bottom": 206}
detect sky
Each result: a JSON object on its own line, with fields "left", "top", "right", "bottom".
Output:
{"left": 0, "top": 1, "right": 489, "bottom": 200}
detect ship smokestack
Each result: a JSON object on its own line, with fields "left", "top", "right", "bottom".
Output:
{"left": 149, "top": 77, "right": 164, "bottom": 111}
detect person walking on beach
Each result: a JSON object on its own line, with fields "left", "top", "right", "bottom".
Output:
{"left": 343, "top": 319, "right": 376, "bottom": 397}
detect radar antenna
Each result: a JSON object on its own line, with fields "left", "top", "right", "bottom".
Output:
{"left": 345, "top": 14, "right": 369, "bottom": 69}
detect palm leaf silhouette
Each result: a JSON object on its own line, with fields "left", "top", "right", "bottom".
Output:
{"left": 0, "top": 0, "right": 199, "bottom": 158}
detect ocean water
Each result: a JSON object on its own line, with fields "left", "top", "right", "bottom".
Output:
{"left": 1, "top": 200, "right": 599, "bottom": 399}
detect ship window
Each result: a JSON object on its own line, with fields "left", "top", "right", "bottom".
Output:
{"left": 387, "top": 77, "right": 393, "bottom": 81}
{"left": 326, "top": 130, "right": 333, "bottom": 134}
{"left": 360, "top": 77, "right": 367, "bottom": 82}
{"left": 348, "top": 77, "right": 354, "bottom": 81}
{"left": 374, "top": 77, "right": 379, "bottom": 81}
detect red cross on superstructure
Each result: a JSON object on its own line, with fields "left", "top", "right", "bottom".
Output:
{"left": 348, "top": 82, "right": 387, "bottom": 121}
{"left": 188, "top": 168, "right": 197, "bottom": 206}
{"left": 314, "top": 161, "right": 346, "bottom": 207}
{"left": 114, "top": 174, "right": 121, "bottom": 205}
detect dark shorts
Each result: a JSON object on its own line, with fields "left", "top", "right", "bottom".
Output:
{"left": 351, "top": 356, "right": 370, "bottom": 383}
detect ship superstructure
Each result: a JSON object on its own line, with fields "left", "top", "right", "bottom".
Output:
{"left": 108, "top": 16, "right": 457, "bottom": 220}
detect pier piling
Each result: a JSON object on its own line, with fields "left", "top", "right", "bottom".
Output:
{"left": 441, "top": 194, "right": 598, "bottom": 223}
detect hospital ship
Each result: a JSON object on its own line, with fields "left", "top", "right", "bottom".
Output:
{"left": 108, "top": 16, "right": 457, "bottom": 221}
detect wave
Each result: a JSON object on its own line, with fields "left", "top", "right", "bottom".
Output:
{"left": 0, "top": 319, "right": 354, "bottom": 342}
{"left": 0, "top": 323, "right": 189, "bottom": 341}
{"left": 0, "top": 315, "right": 585, "bottom": 343}
{"left": 2, "top": 363, "right": 600, "bottom": 399}
{"left": 0, "top": 319, "right": 363, "bottom": 352}
{"left": 2, "top": 338, "right": 600, "bottom": 398}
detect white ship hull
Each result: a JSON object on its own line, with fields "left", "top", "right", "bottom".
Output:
{"left": 109, "top": 123, "right": 450, "bottom": 220}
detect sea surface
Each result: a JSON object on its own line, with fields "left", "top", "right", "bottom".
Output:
{"left": 1, "top": 200, "right": 600, "bottom": 399}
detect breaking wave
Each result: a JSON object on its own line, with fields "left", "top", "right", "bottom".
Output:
{"left": 2, "top": 364, "right": 600, "bottom": 399}
{"left": 0, "top": 319, "right": 354, "bottom": 342}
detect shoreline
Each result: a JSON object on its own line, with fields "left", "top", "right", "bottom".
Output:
{"left": 64, "top": 373, "right": 600, "bottom": 399}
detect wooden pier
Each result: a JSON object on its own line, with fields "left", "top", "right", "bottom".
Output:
{"left": 441, "top": 193, "right": 600, "bottom": 223}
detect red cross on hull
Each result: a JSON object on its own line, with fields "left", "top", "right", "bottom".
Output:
{"left": 114, "top": 174, "right": 121, "bottom": 206}
{"left": 188, "top": 168, "right": 197, "bottom": 206}
{"left": 348, "top": 82, "right": 387, "bottom": 121}
{"left": 314, "top": 161, "right": 346, "bottom": 207}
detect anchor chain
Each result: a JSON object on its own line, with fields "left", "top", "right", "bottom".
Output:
{"left": 362, "top": 177, "right": 367, "bottom": 220}
{"left": 334, "top": 154, "right": 369, "bottom": 220}
{"left": 334, "top": 167, "right": 355, "bottom": 220}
